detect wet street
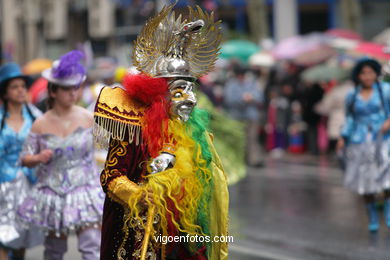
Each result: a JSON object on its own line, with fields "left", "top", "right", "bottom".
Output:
{"left": 26, "top": 155, "right": 390, "bottom": 259}
{"left": 229, "top": 155, "right": 390, "bottom": 260}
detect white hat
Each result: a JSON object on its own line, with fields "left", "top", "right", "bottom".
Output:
{"left": 42, "top": 50, "right": 86, "bottom": 87}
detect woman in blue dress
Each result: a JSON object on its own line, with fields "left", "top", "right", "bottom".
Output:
{"left": 338, "top": 58, "right": 390, "bottom": 232}
{"left": 0, "top": 63, "right": 43, "bottom": 260}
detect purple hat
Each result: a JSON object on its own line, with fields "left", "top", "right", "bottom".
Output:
{"left": 42, "top": 50, "right": 86, "bottom": 87}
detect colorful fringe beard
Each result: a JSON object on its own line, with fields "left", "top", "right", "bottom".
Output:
{"left": 125, "top": 108, "right": 214, "bottom": 255}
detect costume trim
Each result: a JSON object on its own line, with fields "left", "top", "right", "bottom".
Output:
{"left": 93, "top": 87, "right": 146, "bottom": 147}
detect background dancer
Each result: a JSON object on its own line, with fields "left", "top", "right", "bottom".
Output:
{"left": 18, "top": 51, "right": 104, "bottom": 260}
{"left": 0, "top": 63, "right": 43, "bottom": 260}
{"left": 338, "top": 58, "right": 390, "bottom": 232}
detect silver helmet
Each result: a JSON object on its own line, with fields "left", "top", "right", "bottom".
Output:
{"left": 133, "top": 4, "right": 222, "bottom": 79}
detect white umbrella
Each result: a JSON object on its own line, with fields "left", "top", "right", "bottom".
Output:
{"left": 373, "top": 28, "right": 390, "bottom": 45}
{"left": 249, "top": 52, "right": 275, "bottom": 67}
{"left": 329, "top": 38, "right": 359, "bottom": 50}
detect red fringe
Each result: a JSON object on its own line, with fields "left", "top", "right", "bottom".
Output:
{"left": 123, "top": 73, "right": 169, "bottom": 157}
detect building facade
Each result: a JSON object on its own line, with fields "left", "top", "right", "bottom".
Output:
{"left": 0, "top": 0, "right": 389, "bottom": 65}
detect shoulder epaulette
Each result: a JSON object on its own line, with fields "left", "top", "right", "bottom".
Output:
{"left": 93, "top": 86, "right": 146, "bottom": 146}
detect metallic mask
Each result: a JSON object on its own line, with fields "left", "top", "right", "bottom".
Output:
{"left": 168, "top": 79, "right": 197, "bottom": 122}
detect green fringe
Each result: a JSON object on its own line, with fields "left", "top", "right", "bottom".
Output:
{"left": 187, "top": 108, "right": 212, "bottom": 166}
{"left": 187, "top": 108, "right": 214, "bottom": 257}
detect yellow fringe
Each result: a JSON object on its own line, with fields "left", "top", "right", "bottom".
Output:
{"left": 125, "top": 119, "right": 212, "bottom": 239}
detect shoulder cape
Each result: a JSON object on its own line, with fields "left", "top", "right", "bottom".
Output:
{"left": 93, "top": 86, "right": 147, "bottom": 147}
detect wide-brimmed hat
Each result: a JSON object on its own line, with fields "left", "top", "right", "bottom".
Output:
{"left": 42, "top": 50, "right": 86, "bottom": 87}
{"left": 0, "top": 63, "right": 31, "bottom": 90}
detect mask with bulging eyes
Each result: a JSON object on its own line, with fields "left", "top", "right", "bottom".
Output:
{"left": 168, "top": 79, "right": 197, "bottom": 122}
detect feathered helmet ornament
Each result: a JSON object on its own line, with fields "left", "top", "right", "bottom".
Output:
{"left": 42, "top": 50, "right": 86, "bottom": 87}
{"left": 132, "top": 3, "right": 222, "bottom": 79}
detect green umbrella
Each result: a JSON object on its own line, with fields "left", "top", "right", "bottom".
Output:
{"left": 302, "top": 64, "right": 350, "bottom": 82}
{"left": 219, "top": 40, "right": 260, "bottom": 62}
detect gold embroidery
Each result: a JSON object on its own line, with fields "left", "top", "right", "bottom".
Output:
{"left": 107, "top": 176, "right": 140, "bottom": 206}
{"left": 100, "top": 171, "right": 108, "bottom": 187}
{"left": 117, "top": 209, "right": 131, "bottom": 260}
{"left": 106, "top": 140, "right": 128, "bottom": 167}
{"left": 130, "top": 212, "right": 161, "bottom": 260}
{"left": 100, "top": 140, "right": 129, "bottom": 188}
{"left": 117, "top": 247, "right": 126, "bottom": 260}
{"left": 98, "top": 87, "right": 145, "bottom": 114}
{"left": 94, "top": 87, "right": 146, "bottom": 147}
{"left": 101, "top": 169, "right": 122, "bottom": 189}
{"left": 96, "top": 103, "right": 143, "bottom": 125}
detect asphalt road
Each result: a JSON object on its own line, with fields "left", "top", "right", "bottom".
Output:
{"left": 26, "top": 154, "right": 390, "bottom": 259}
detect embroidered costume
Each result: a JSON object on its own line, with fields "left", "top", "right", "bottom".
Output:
{"left": 18, "top": 127, "right": 104, "bottom": 235}
{"left": 95, "top": 4, "right": 229, "bottom": 260}
{"left": 17, "top": 51, "right": 104, "bottom": 260}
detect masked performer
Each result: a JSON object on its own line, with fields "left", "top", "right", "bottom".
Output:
{"left": 94, "top": 4, "right": 229, "bottom": 260}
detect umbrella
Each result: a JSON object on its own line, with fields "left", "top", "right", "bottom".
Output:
{"left": 249, "top": 51, "right": 275, "bottom": 67}
{"left": 219, "top": 40, "right": 260, "bottom": 62}
{"left": 326, "top": 29, "right": 362, "bottom": 41}
{"left": 22, "top": 59, "right": 52, "bottom": 75}
{"left": 373, "top": 28, "right": 390, "bottom": 45}
{"left": 329, "top": 38, "right": 359, "bottom": 50}
{"left": 353, "top": 42, "right": 390, "bottom": 61}
{"left": 293, "top": 46, "right": 336, "bottom": 66}
{"left": 272, "top": 35, "right": 305, "bottom": 59}
{"left": 302, "top": 64, "right": 350, "bottom": 82}
{"left": 272, "top": 33, "right": 329, "bottom": 60}
{"left": 29, "top": 77, "right": 48, "bottom": 104}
